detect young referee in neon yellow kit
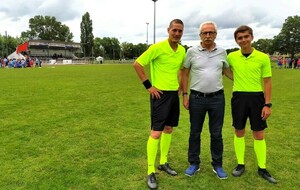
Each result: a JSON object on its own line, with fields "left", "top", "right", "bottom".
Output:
{"left": 227, "top": 25, "right": 277, "bottom": 184}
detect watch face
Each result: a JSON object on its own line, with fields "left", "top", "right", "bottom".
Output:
{"left": 265, "top": 103, "right": 272, "bottom": 107}
{"left": 182, "top": 92, "right": 188, "bottom": 96}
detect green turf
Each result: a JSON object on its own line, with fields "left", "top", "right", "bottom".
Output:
{"left": 0, "top": 64, "right": 299, "bottom": 190}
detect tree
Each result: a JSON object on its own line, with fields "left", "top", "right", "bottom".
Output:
{"left": 132, "top": 43, "right": 148, "bottom": 58}
{"left": 252, "top": 39, "right": 274, "bottom": 54}
{"left": 226, "top": 48, "right": 239, "bottom": 55}
{"left": 273, "top": 15, "right": 300, "bottom": 58}
{"left": 93, "top": 37, "right": 148, "bottom": 60}
{"left": 80, "top": 12, "right": 94, "bottom": 57}
{"left": 93, "top": 37, "right": 102, "bottom": 57}
{"left": 121, "top": 42, "right": 134, "bottom": 59}
{"left": 0, "top": 34, "right": 22, "bottom": 57}
{"left": 21, "top": 15, "right": 73, "bottom": 42}
{"left": 98, "top": 37, "right": 120, "bottom": 60}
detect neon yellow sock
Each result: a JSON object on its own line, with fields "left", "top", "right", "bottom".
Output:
{"left": 160, "top": 133, "right": 172, "bottom": 165}
{"left": 147, "top": 136, "right": 159, "bottom": 175}
{"left": 254, "top": 139, "right": 267, "bottom": 169}
{"left": 234, "top": 135, "right": 245, "bottom": 165}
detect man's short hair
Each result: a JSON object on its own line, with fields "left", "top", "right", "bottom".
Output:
{"left": 199, "top": 21, "right": 218, "bottom": 32}
{"left": 234, "top": 25, "right": 253, "bottom": 39}
{"left": 169, "top": 19, "right": 184, "bottom": 27}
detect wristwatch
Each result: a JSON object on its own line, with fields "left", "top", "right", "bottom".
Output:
{"left": 264, "top": 103, "right": 272, "bottom": 108}
{"left": 182, "top": 92, "right": 188, "bottom": 96}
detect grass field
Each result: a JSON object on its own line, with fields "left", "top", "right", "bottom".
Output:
{"left": 0, "top": 63, "right": 299, "bottom": 190}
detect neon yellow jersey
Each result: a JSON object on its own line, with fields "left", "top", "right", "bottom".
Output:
{"left": 136, "top": 39, "right": 186, "bottom": 90}
{"left": 227, "top": 48, "right": 272, "bottom": 92}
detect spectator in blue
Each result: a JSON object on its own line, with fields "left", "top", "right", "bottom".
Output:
{"left": 276, "top": 58, "right": 282, "bottom": 69}
{"left": 9, "top": 59, "right": 16, "bottom": 68}
{"left": 15, "top": 59, "right": 22, "bottom": 68}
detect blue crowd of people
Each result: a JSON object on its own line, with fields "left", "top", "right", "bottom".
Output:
{"left": 1, "top": 57, "right": 42, "bottom": 68}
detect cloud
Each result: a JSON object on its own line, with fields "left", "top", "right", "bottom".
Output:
{"left": 37, "top": 1, "right": 82, "bottom": 21}
{"left": 0, "top": 0, "right": 299, "bottom": 49}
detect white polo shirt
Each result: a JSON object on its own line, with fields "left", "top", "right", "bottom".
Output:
{"left": 184, "top": 44, "right": 229, "bottom": 93}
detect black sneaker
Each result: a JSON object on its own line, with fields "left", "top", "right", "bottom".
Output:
{"left": 158, "top": 163, "right": 178, "bottom": 176}
{"left": 147, "top": 173, "right": 157, "bottom": 189}
{"left": 232, "top": 164, "right": 245, "bottom": 177}
{"left": 258, "top": 168, "right": 277, "bottom": 184}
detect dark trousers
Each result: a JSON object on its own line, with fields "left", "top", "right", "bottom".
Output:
{"left": 188, "top": 91, "right": 225, "bottom": 167}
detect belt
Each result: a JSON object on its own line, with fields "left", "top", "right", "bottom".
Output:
{"left": 190, "top": 89, "right": 224, "bottom": 97}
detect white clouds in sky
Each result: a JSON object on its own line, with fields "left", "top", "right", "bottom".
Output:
{"left": 0, "top": 0, "right": 299, "bottom": 48}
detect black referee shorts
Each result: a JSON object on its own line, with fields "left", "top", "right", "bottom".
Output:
{"left": 150, "top": 91, "right": 179, "bottom": 131}
{"left": 231, "top": 92, "right": 268, "bottom": 131}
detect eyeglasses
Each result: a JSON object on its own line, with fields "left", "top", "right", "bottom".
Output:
{"left": 200, "top": 31, "right": 217, "bottom": 36}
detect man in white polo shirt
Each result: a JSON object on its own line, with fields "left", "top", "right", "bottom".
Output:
{"left": 181, "top": 20, "right": 232, "bottom": 179}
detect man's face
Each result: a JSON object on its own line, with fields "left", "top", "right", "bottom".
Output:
{"left": 200, "top": 24, "right": 217, "bottom": 46}
{"left": 168, "top": 23, "right": 183, "bottom": 43}
{"left": 235, "top": 31, "right": 253, "bottom": 49}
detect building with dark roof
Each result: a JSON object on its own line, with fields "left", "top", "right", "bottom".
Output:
{"left": 16, "top": 40, "right": 81, "bottom": 59}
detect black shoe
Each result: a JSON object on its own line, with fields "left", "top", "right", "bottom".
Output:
{"left": 147, "top": 173, "right": 157, "bottom": 189}
{"left": 232, "top": 164, "right": 245, "bottom": 177}
{"left": 258, "top": 168, "right": 277, "bottom": 184}
{"left": 158, "top": 163, "right": 178, "bottom": 176}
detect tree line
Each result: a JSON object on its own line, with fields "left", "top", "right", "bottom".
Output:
{"left": 227, "top": 15, "right": 300, "bottom": 58}
{"left": 0, "top": 14, "right": 299, "bottom": 59}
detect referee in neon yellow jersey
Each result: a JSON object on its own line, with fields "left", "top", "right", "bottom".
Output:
{"left": 227, "top": 25, "right": 277, "bottom": 184}
{"left": 133, "top": 19, "right": 185, "bottom": 190}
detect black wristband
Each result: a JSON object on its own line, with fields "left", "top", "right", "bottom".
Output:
{"left": 143, "top": 79, "right": 152, "bottom": 89}
{"left": 182, "top": 92, "right": 188, "bottom": 96}
{"left": 264, "top": 103, "right": 272, "bottom": 108}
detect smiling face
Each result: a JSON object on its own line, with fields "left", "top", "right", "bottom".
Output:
{"left": 234, "top": 25, "right": 254, "bottom": 51}
{"left": 167, "top": 21, "right": 184, "bottom": 44}
{"left": 235, "top": 31, "right": 254, "bottom": 50}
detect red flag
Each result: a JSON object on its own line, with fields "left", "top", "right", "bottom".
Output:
{"left": 16, "top": 41, "right": 29, "bottom": 54}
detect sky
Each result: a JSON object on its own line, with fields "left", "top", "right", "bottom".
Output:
{"left": 0, "top": 0, "right": 299, "bottom": 49}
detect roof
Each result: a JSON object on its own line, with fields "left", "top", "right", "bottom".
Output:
{"left": 16, "top": 40, "right": 82, "bottom": 53}
{"left": 28, "top": 40, "right": 81, "bottom": 49}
